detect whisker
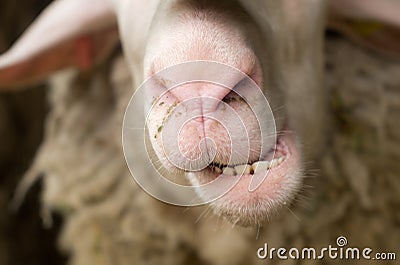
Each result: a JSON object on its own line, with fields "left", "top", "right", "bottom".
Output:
{"left": 284, "top": 204, "right": 301, "bottom": 222}
{"left": 195, "top": 206, "right": 211, "bottom": 224}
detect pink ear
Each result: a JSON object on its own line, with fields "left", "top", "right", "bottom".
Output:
{"left": 0, "top": 0, "right": 119, "bottom": 90}
{"left": 328, "top": 0, "right": 400, "bottom": 61}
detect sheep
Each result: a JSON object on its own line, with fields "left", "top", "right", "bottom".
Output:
{"left": 1, "top": 0, "right": 399, "bottom": 264}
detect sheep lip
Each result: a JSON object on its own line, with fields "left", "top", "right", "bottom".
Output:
{"left": 207, "top": 134, "right": 290, "bottom": 175}
{"left": 186, "top": 128, "right": 300, "bottom": 187}
{"left": 184, "top": 128, "right": 302, "bottom": 225}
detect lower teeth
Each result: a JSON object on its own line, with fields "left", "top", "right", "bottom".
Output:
{"left": 212, "top": 156, "right": 286, "bottom": 176}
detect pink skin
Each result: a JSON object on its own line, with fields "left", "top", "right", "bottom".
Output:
{"left": 148, "top": 83, "right": 264, "bottom": 169}
{"left": 188, "top": 132, "right": 301, "bottom": 226}
{"left": 144, "top": 1, "right": 300, "bottom": 225}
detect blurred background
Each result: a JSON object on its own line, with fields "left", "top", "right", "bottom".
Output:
{"left": 0, "top": 1, "right": 399, "bottom": 265}
{"left": 0, "top": 0, "right": 67, "bottom": 265}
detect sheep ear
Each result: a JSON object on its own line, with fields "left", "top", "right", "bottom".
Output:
{"left": 328, "top": 0, "right": 400, "bottom": 60}
{"left": 0, "top": 0, "right": 119, "bottom": 90}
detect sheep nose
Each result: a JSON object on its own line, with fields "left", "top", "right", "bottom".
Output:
{"left": 169, "top": 82, "right": 232, "bottom": 114}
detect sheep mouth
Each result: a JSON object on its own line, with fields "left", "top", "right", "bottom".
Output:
{"left": 185, "top": 128, "right": 301, "bottom": 226}
{"left": 187, "top": 127, "right": 295, "bottom": 180}
{"left": 207, "top": 136, "right": 289, "bottom": 176}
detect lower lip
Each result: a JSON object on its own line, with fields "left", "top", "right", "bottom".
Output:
{"left": 185, "top": 128, "right": 302, "bottom": 227}
{"left": 186, "top": 129, "right": 299, "bottom": 187}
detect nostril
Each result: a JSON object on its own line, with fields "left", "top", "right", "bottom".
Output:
{"left": 222, "top": 90, "right": 242, "bottom": 104}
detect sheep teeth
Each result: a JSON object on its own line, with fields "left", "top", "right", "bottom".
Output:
{"left": 213, "top": 166, "right": 223, "bottom": 174}
{"left": 234, "top": 164, "right": 252, "bottom": 175}
{"left": 212, "top": 156, "right": 286, "bottom": 176}
{"left": 222, "top": 166, "right": 236, "bottom": 175}
{"left": 252, "top": 161, "right": 270, "bottom": 173}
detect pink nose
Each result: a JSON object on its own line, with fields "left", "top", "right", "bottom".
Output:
{"left": 169, "top": 82, "right": 232, "bottom": 113}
